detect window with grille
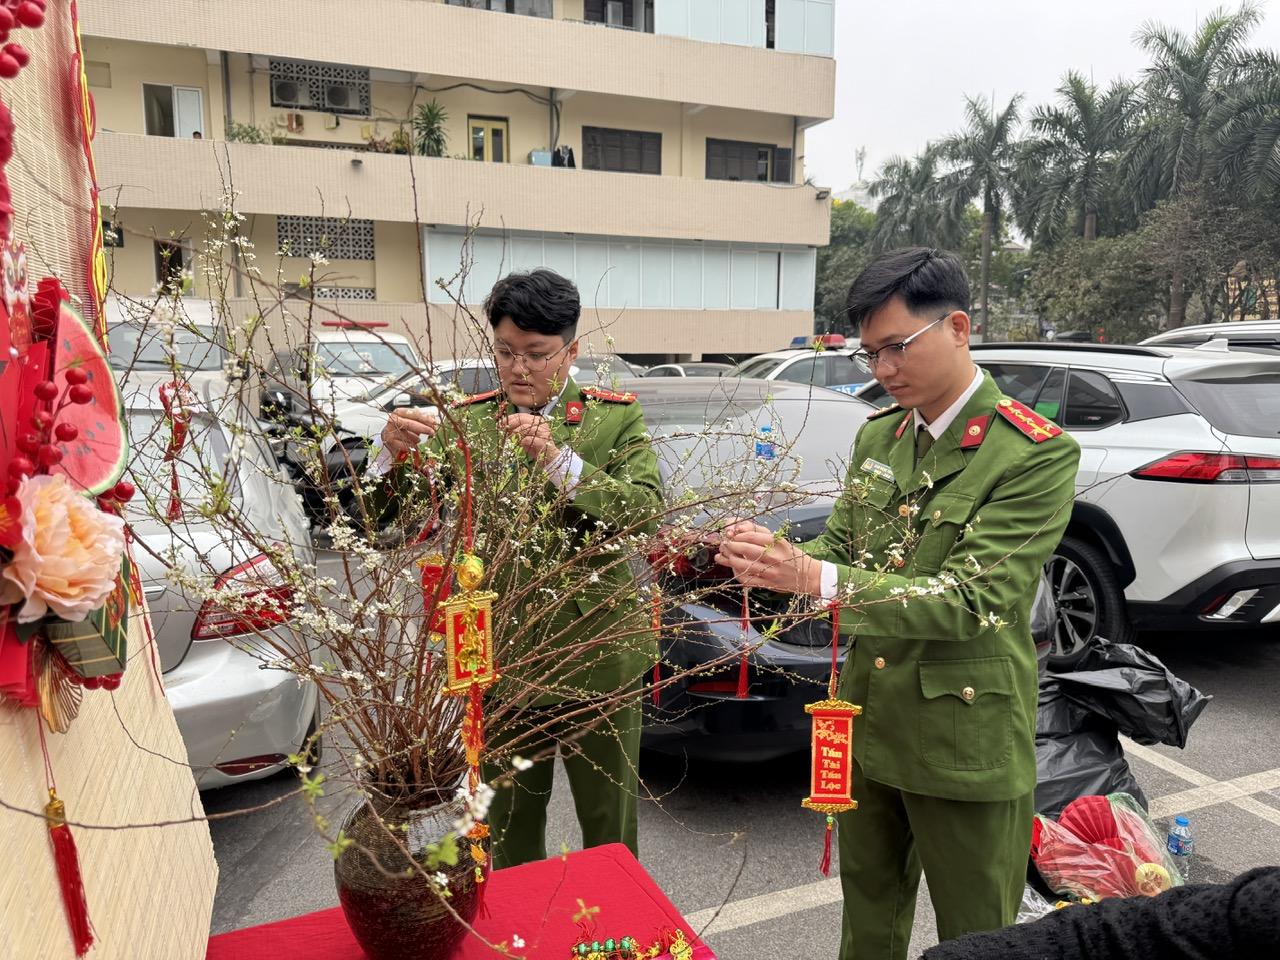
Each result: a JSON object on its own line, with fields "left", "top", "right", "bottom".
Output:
{"left": 706, "top": 139, "right": 792, "bottom": 183}
{"left": 268, "top": 59, "right": 371, "bottom": 117}
{"left": 314, "top": 286, "right": 377, "bottom": 300}
{"left": 582, "top": 127, "right": 661, "bottom": 175}
{"left": 276, "top": 216, "right": 375, "bottom": 260}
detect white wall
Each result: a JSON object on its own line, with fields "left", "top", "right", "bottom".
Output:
{"left": 425, "top": 227, "right": 816, "bottom": 311}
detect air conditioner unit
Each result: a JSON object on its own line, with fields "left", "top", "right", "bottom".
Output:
{"left": 604, "top": 0, "right": 624, "bottom": 26}
{"left": 271, "top": 77, "right": 312, "bottom": 108}
{"left": 287, "top": 112, "right": 304, "bottom": 133}
{"left": 323, "top": 82, "right": 360, "bottom": 112}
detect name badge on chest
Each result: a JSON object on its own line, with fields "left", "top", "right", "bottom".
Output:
{"left": 861, "top": 458, "right": 895, "bottom": 484}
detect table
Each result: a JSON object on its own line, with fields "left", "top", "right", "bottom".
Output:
{"left": 206, "top": 843, "right": 715, "bottom": 959}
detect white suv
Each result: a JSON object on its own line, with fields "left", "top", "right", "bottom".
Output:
{"left": 727, "top": 335, "right": 869, "bottom": 393}
{"left": 856, "top": 342, "right": 1280, "bottom": 664}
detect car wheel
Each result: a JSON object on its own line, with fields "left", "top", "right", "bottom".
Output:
{"left": 1045, "top": 536, "right": 1133, "bottom": 669}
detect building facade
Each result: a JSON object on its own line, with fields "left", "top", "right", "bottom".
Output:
{"left": 83, "top": 0, "right": 835, "bottom": 360}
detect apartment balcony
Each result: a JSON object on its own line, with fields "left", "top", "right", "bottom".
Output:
{"left": 94, "top": 132, "right": 831, "bottom": 247}
{"left": 80, "top": 0, "right": 834, "bottom": 122}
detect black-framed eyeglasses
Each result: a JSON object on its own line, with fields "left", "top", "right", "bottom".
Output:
{"left": 493, "top": 340, "right": 574, "bottom": 372}
{"left": 851, "top": 312, "right": 953, "bottom": 370}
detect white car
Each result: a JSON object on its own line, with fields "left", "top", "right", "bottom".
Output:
{"left": 726, "top": 335, "right": 868, "bottom": 394}
{"left": 856, "top": 342, "right": 1280, "bottom": 664}
{"left": 1141, "top": 320, "right": 1280, "bottom": 355}
{"left": 260, "top": 320, "right": 423, "bottom": 419}
{"left": 105, "top": 294, "right": 237, "bottom": 390}
{"left": 122, "top": 375, "right": 319, "bottom": 789}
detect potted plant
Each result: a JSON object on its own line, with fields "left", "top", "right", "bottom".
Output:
{"left": 412, "top": 99, "right": 449, "bottom": 157}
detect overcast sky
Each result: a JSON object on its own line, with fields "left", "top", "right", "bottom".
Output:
{"left": 805, "top": 0, "right": 1280, "bottom": 191}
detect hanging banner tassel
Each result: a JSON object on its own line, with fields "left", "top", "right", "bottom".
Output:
{"left": 650, "top": 588, "right": 662, "bottom": 708}
{"left": 819, "top": 814, "right": 835, "bottom": 877}
{"left": 735, "top": 586, "right": 750, "bottom": 699}
{"left": 45, "top": 789, "right": 94, "bottom": 957}
{"left": 463, "top": 681, "right": 484, "bottom": 793}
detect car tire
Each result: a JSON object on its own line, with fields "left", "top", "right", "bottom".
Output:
{"left": 1045, "top": 536, "right": 1133, "bottom": 670}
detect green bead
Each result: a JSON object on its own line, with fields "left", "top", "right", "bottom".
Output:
{"left": 605, "top": 940, "right": 616, "bottom": 951}
{"left": 592, "top": 942, "right": 601, "bottom": 953}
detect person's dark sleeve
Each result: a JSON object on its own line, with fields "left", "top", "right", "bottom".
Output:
{"left": 920, "top": 867, "right": 1280, "bottom": 960}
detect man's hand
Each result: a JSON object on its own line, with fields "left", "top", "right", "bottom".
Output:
{"left": 716, "top": 519, "right": 822, "bottom": 596}
{"left": 499, "top": 414, "right": 561, "bottom": 468}
{"left": 381, "top": 408, "right": 439, "bottom": 459}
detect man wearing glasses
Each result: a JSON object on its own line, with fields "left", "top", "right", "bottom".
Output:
{"left": 717, "top": 247, "right": 1080, "bottom": 958}
{"left": 372, "top": 268, "right": 662, "bottom": 868}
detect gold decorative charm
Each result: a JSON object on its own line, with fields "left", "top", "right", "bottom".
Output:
{"left": 441, "top": 554, "right": 499, "bottom": 694}
{"left": 36, "top": 642, "right": 82, "bottom": 735}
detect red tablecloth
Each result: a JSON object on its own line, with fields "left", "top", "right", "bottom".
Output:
{"left": 206, "top": 843, "right": 715, "bottom": 960}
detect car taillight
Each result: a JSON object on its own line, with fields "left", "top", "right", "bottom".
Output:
{"left": 215, "top": 754, "right": 288, "bottom": 777}
{"left": 1131, "top": 452, "right": 1280, "bottom": 483}
{"left": 192, "top": 554, "right": 294, "bottom": 641}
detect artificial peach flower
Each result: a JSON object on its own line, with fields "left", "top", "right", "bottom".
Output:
{"left": 0, "top": 473, "right": 126, "bottom": 622}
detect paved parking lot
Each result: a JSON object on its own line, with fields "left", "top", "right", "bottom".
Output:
{"left": 204, "top": 615, "right": 1280, "bottom": 958}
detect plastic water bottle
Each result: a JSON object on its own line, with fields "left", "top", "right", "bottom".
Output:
{"left": 755, "top": 422, "right": 776, "bottom": 461}
{"left": 1167, "top": 816, "right": 1194, "bottom": 881}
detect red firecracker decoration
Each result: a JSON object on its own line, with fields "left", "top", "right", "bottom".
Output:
{"left": 158, "top": 380, "right": 193, "bottom": 520}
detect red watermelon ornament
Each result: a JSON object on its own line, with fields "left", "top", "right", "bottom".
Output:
{"left": 38, "top": 281, "right": 127, "bottom": 495}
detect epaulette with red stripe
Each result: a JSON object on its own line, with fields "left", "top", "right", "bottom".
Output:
{"left": 581, "top": 386, "right": 636, "bottom": 404}
{"left": 994, "top": 397, "right": 1063, "bottom": 443}
{"left": 451, "top": 389, "right": 500, "bottom": 408}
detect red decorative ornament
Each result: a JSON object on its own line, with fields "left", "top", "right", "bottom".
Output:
{"left": 14, "top": 1, "right": 44, "bottom": 29}
{"left": 67, "top": 383, "right": 92, "bottom": 405}
{"left": 7, "top": 454, "right": 31, "bottom": 476}
{"left": 33, "top": 378, "right": 57, "bottom": 401}
{"left": 36, "top": 442, "right": 61, "bottom": 466}
{"left": 111, "top": 479, "right": 134, "bottom": 502}
{"left": 736, "top": 586, "right": 750, "bottom": 700}
{"left": 4, "top": 42, "right": 27, "bottom": 67}
{"left": 158, "top": 381, "right": 193, "bottom": 520}
{"left": 801, "top": 603, "right": 861, "bottom": 877}
{"left": 17, "top": 430, "right": 38, "bottom": 452}
{"left": 54, "top": 422, "right": 77, "bottom": 442}
{"left": 62, "top": 365, "right": 87, "bottom": 385}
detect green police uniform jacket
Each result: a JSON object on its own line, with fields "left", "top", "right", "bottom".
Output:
{"left": 805, "top": 370, "right": 1080, "bottom": 802}
{"left": 372, "top": 377, "right": 663, "bottom": 704}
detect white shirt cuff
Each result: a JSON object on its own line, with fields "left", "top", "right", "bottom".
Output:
{"left": 819, "top": 561, "right": 839, "bottom": 601}
{"left": 365, "top": 442, "right": 394, "bottom": 479}
{"left": 546, "top": 448, "right": 584, "bottom": 496}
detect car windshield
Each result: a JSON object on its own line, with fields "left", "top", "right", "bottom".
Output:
{"left": 1174, "top": 374, "right": 1280, "bottom": 439}
{"left": 108, "top": 323, "right": 227, "bottom": 372}
{"left": 636, "top": 387, "right": 857, "bottom": 518}
{"left": 123, "top": 410, "right": 233, "bottom": 518}
{"left": 316, "top": 341, "right": 416, "bottom": 378}
{"left": 728, "top": 357, "right": 785, "bottom": 379}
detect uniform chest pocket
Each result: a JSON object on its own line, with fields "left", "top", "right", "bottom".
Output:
{"left": 912, "top": 491, "right": 976, "bottom": 574}
{"left": 918, "top": 657, "right": 1014, "bottom": 771}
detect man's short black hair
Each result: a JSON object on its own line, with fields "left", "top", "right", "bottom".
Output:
{"left": 484, "top": 268, "right": 580, "bottom": 341}
{"left": 844, "top": 247, "right": 971, "bottom": 333}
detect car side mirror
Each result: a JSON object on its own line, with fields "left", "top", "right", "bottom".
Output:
{"left": 391, "top": 392, "right": 413, "bottom": 408}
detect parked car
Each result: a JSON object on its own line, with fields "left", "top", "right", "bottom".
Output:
{"left": 643, "top": 362, "right": 733, "bottom": 378}
{"left": 571, "top": 352, "right": 641, "bottom": 385}
{"left": 632, "top": 376, "right": 873, "bottom": 761}
{"left": 105, "top": 294, "right": 236, "bottom": 389}
{"left": 724, "top": 335, "right": 868, "bottom": 393}
{"left": 1141, "top": 320, "right": 1280, "bottom": 354}
{"left": 856, "top": 342, "right": 1280, "bottom": 663}
{"left": 121, "top": 375, "right": 319, "bottom": 789}
{"left": 260, "top": 320, "right": 423, "bottom": 420}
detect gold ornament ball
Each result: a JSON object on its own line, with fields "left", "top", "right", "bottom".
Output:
{"left": 457, "top": 554, "right": 485, "bottom": 591}
{"left": 1134, "top": 862, "right": 1172, "bottom": 896}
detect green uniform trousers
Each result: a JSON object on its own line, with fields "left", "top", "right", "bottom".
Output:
{"left": 485, "top": 694, "right": 641, "bottom": 869}
{"left": 838, "top": 761, "right": 1033, "bottom": 960}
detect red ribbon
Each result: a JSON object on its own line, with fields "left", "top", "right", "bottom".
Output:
{"left": 736, "top": 587, "right": 750, "bottom": 700}
{"left": 158, "top": 381, "right": 191, "bottom": 521}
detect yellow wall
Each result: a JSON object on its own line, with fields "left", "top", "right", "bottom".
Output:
{"left": 84, "top": 37, "right": 213, "bottom": 137}
{"left": 375, "top": 222, "right": 425, "bottom": 301}
{"left": 557, "top": 91, "right": 685, "bottom": 174}
{"left": 104, "top": 208, "right": 214, "bottom": 297}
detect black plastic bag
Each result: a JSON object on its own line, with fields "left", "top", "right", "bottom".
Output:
{"left": 1049, "top": 638, "right": 1212, "bottom": 748}
{"left": 1035, "top": 677, "right": 1146, "bottom": 818}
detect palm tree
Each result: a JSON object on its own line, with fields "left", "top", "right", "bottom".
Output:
{"left": 938, "top": 94, "right": 1024, "bottom": 332}
{"left": 1208, "top": 49, "right": 1280, "bottom": 199}
{"left": 1122, "top": 2, "right": 1263, "bottom": 326}
{"left": 867, "top": 147, "right": 962, "bottom": 252}
{"left": 1017, "top": 73, "right": 1137, "bottom": 243}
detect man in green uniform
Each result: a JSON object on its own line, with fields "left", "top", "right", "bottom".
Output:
{"left": 716, "top": 247, "right": 1080, "bottom": 959}
{"left": 371, "top": 268, "right": 662, "bottom": 868}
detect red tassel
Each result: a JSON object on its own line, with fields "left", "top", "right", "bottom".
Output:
{"left": 45, "top": 790, "right": 94, "bottom": 956}
{"left": 651, "top": 660, "right": 662, "bottom": 707}
{"left": 464, "top": 682, "right": 484, "bottom": 792}
{"left": 736, "top": 587, "right": 750, "bottom": 699}
{"left": 819, "top": 816, "right": 834, "bottom": 877}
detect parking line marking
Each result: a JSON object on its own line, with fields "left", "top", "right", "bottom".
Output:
{"left": 686, "top": 876, "right": 842, "bottom": 934}
{"left": 1120, "top": 739, "right": 1215, "bottom": 787}
{"left": 684, "top": 749, "right": 1280, "bottom": 940}
{"left": 1147, "top": 767, "right": 1280, "bottom": 819}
